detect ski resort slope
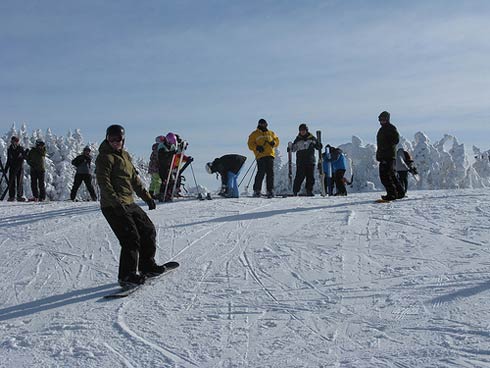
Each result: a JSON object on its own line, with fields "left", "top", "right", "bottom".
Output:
{"left": 0, "top": 189, "right": 489, "bottom": 368}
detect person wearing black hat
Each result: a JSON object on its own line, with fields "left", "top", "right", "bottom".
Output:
{"left": 70, "top": 146, "right": 97, "bottom": 201}
{"left": 26, "top": 139, "right": 47, "bottom": 201}
{"left": 5, "top": 136, "right": 27, "bottom": 201}
{"left": 376, "top": 111, "right": 405, "bottom": 201}
{"left": 96, "top": 124, "right": 173, "bottom": 288}
{"left": 247, "top": 119, "right": 280, "bottom": 197}
{"left": 290, "top": 123, "right": 322, "bottom": 196}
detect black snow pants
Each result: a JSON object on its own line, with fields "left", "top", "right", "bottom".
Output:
{"left": 379, "top": 160, "right": 405, "bottom": 198}
{"left": 334, "top": 169, "right": 347, "bottom": 195}
{"left": 253, "top": 156, "right": 274, "bottom": 194}
{"left": 30, "top": 169, "right": 46, "bottom": 200}
{"left": 397, "top": 171, "right": 409, "bottom": 193}
{"left": 293, "top": 163, "right": 315, "bottom": 194}
{"left": 8, "top": 167, "right": 24, "bottom": 199}
{"left": 70, "top": 174, "right": 97, "bottom": 200}
{"left": 101, "top": 203, "right": 158, "bottom": 280}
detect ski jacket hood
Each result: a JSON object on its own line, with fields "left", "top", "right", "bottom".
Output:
{"left": 247, "top": 128, "right": 280, "bottom": 159}
{"left": 96, "top": 140, "right": 151, "bottom": 208}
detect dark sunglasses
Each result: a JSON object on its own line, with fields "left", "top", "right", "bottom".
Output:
{"left": 108, "top": 136, "right": 123, "bottom": 143}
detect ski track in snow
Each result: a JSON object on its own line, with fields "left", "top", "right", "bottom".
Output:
{"left": 0, "top": 189, "right": 490, "bottom": 367}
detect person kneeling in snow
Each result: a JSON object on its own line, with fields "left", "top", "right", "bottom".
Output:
{"left": 206, "top": 154, "right": 247, "bottom": 198}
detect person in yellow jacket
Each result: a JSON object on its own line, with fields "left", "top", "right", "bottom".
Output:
{"left": 247, "top": 118, "right": 280, "bottom": 197}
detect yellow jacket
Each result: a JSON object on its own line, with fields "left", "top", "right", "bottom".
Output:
{"left": 247, "top": 128, "right": 280, "bottom": 159}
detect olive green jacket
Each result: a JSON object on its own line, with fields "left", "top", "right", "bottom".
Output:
{"left": 26, "top": 146, "right": 47, "bottom": 171}
{"left": 95, "top": 140, "right": 152, "bottom": 208}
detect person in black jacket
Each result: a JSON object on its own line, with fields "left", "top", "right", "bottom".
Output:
{"left": 376, "top": 111, "right": 405, "bottom": 201}
{"left": 291, "top": 123, "right": 322, "bottom": 196}
{"left": 206, "top": 154, "right": 247, "bottom": 197}
{"left": 5, "top": 136, "right": 27, "bottom": 201}
{"left": 70, "top": 146, "right": 97, "bottom": 201}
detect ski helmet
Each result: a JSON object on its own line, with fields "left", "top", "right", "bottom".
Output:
{"left": 155, "top": 135, "right": 166, "bottom": 143}
{"left": 378, "top": 111, "right": 390, "bottom": 122}
{"left": 166, "top": 132, "right": 177, "bottom": 145}
{"left": 205, "top": 162, "right": 213, "bottom": 174}
{"left": 106, "top": 124, "right": 125, "bottom": 141}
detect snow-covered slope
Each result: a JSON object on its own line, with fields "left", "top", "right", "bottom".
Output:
{"left": 0, "top": 190, "right": 489, "bottom": 367}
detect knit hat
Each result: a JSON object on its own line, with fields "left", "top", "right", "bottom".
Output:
{"left": 257, "top": 118, "right": 268, "bottom": 127}
{"left": 378, "top": 111, "right": 390, "bottom": 122}
{"left": 298, "top": 123, "right": 308, "bottom": 131}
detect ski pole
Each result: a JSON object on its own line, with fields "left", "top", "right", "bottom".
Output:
{"left": 189, "top": 162, "right": 203, "bottom": 199}
{"left": 244, "top": 161, "right": 257, "bottom": 192}
{"left": 238, "top": 160, "right": 256, "bottom": 188}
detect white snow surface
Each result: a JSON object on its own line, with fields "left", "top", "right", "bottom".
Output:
{"left": 1, "top": 189, "right": 490, "bottom": 368}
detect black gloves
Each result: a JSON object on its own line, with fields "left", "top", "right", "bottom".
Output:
{"left": 256, "top": 145, "right": 264, "bottom": 153}
{"left": 268, "top": 140, "right": 275, "bottom": 147}
{"left": 410, "top": 167, "right": 418, "bottom": 175}
{"left": 146, "top": 198, "right": 156, "bottom": 210}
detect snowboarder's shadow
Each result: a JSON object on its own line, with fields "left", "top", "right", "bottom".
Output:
{"left": 427, "top": 280, "right": 490, "bottom": 306}
{"left": 0, "top": 205, "right": 100, "bottom": 228}
{"left": 0, "top": 283, "right": 119, "bottom": 321}
{"left": 171, "top": 199, "right": 377, "bottom": 228}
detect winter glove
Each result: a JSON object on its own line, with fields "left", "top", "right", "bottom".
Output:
{"left": 187, "top": 156, "right": 194, "bottom": 163}
{"left": 146, "top": 198, "right": 156, "bottom": 210}
{"left": 410, "top": 167, "right": 418, "bottom": 175}
{"left": 256, "top": 145, "right": 264, "bottom": 153}
{"left": 267, "top": 140, "right": 275, "bottom": 147}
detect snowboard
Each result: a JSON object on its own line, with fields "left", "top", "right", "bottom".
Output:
{"left": 104, "top": 261, "right": 180, "bottom": 299}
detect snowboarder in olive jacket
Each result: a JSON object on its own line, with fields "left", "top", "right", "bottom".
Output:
{"left": 95, "top": 124, "right": 167, "bottom": 288}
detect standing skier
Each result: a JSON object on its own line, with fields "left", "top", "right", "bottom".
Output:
{"left": 205, "top": 154, "right": 247, "bottom": 197}
{"left": 322, "top": 146, "right": 334, "bottom": 196}
{"left": 96, "top": 124, "right": 167, "bottom": 288}
{"left": 395, "top": 147, "right": 418, "bottom": 194}
{"left": 376, "top": 111, "right": 405, "bottom": 201}
{"left": 26, "top": 139, "right": 47, "bottom": 202}
{"left": 330, "top": 146, "right": 348, "bottom": 196}
{"left": 247, "top": 118, "right": 280, "bottom": 198}
{"left": 5, "top": 136, "right": 27, "bottom": 201}
{"left": 70, "top": 146, "right": 97, "bottom": 201}
{"left": 148, "top": 136, "right": 164, "bottom": 199}
{"left": 291, "top": 123, "right": 322, "bottom": 196}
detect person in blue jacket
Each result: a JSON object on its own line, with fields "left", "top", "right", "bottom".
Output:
{"left": 322, "top": 146, "right": 334, "bottom": 196}
{"left": 329, "top": 146, "right": 348, "bottom": 196}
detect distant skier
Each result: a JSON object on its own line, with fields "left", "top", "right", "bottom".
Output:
{"left": 322, "top": 146, "right": 334, "bottom": 196}
{"left": 205, "top": 154, "right": 247, "bottom": 197}
{"left": 290, "top": 123, "right": 322, "bottom": 196}
{"left": 395, "top": 147, "right": 418, "bottom": 194}
{"left": 70, "top": 146, "right": 97, "bottom": 201}
{"left": 247, "top": 118, "right": 280, "bottom": 198}
{"left": 329, "top": 146, "right": 348, "bottom": 196}
{"left": 96, "top": 124, "right": 168, "bottom": 288}
{"left": 26, "top": 139, "right": 47, "bottom": 202}
{"left": 148, "top": 136, "right": 164, "bottom": 199}
{"left": 376, "top": 111, "right": 405, "bottom": 201}
{"left": 5, "top": 136, "right": 27, "bottom": 201}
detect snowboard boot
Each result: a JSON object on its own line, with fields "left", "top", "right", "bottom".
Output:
{"left": 381, "top": 194, "right": 396, "bottom": 201}
{"left": 266, "top": 191, "right": 274, "bottom": 198}
{"left": 140, "top": 264, "right": 170, "bottom": 278}
{"left": 118, "top": 272, "right": 146, "bottom": 289}
{"left": 253, "top": 191, "right": 261, "bottom": 198}
{"left": 7, "top": 197, "right": 15, "bottom": 202}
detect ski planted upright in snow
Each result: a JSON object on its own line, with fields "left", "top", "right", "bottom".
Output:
{"left": 104, "top": 261, "right": 180, "bottom": 299}
{"left": 316, "top": 130, "right": 326, "bottom": 197}
{"left": 287, "top": 141, "right": 293, "bottom": 191}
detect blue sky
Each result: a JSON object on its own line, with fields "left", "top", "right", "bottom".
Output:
{"left": 1, "top": 0, "right": 490, "bottom": 188}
